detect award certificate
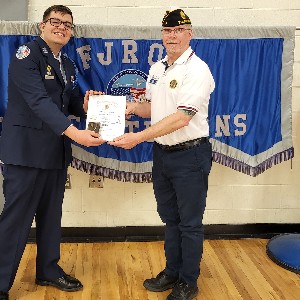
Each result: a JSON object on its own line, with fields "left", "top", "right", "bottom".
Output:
{"left": 86, "top": 95, "right": 126, "bottom": 141}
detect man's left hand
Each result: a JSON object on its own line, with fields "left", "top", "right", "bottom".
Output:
{"left": 108, "top": 132, "right": 142, "bottom": 149}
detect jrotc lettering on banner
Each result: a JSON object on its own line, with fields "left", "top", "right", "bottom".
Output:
{"left": 76, "top": 40, "right": 165, "bottom": 68}
{"left": 215, "top": 114, "right": 247, "bottom": 137}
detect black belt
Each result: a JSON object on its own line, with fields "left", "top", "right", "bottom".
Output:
{"left": 156, "top": 137, "right": 208, "bottom": 152}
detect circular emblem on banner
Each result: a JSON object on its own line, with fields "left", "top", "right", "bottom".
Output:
{"left": 107, "top": 69, "right": 148, "bottom": 102}
{"left": 169, "top": 79, "right": 178, "bottom": 89}
{"left": 16, "top": 45, "right": 30, "bottom": 60}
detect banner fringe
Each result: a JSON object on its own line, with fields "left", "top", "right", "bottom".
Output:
{"left": 212, "top": 147, "right": 294, "bottom": 177}
{"left": 1, "top": 148, "right": 294, "bottom": 180}
{"left": 71, "top": 157, "right": 153, "bottom": 183}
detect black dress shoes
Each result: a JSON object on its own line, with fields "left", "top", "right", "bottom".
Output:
{"left": 143, "top": 270, "right": 178, "bottom": 292}
{"left": 0, "top": 291, "right": 8, "bottom": 300}
{"left": 35, "top": 274, "right": 83, "bottom": 292}
{"left": 167, "top": 280, "right": 199, "bottom": 300}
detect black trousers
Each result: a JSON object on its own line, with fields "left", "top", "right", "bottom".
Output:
{"left": 152, "top": 141, "right": 212, "bottom": 285}
{"left": 0, "top": 164, "right": 67, "bottom": 292}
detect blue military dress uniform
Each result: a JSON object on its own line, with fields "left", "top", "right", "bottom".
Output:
{"left": 0, "top": 36, "right": 85, "bottom": 292}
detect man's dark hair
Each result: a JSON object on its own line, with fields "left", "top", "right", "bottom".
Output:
{"left": 43, "top": 5, "right": 73, "bottom": 22}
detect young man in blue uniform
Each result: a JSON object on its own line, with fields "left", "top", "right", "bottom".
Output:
{"left": 110, "top": 9, "right": 215, "bottom": 300}
{"left": 0, "top": 5, "right": 104, "bottom": 300}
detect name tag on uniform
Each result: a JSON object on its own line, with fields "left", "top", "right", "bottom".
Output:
{"left": 45, "top": 75, "right": 55, "bottom": 80}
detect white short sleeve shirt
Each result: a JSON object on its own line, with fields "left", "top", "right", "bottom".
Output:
{"left": 146, "top": 47, "right": 215, "bottom": 146}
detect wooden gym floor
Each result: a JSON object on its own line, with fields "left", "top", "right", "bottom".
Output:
{"left": 9, "top": 239, "right": 300, "bottom": 300}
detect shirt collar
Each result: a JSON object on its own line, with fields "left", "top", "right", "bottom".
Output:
{"left": 53, "top": 51, "right": 62, "bottom": 62}
{"left": 162, "top": 47, "right": 193, "bottom": 66}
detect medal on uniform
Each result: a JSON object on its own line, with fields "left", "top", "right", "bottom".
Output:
{"left": 45, "top": 65, "right": 54, "bottom": 80}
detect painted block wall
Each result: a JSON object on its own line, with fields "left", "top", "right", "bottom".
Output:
{"left": 1, "top": 0, "right": 299, "bottom": 226}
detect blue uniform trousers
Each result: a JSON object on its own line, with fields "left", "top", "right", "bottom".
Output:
{"left": 0, "top": 165, "right": 67, "bottom": 292}
{"left": 152, "top": 141, "right": 212, "bottom": 285}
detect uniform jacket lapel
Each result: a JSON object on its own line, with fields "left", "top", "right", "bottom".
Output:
{"left": 61, "top": 55, "right": 71, "bottom": 90}
{"left": 35, "top": 36, "right": 65, "bottom": 87}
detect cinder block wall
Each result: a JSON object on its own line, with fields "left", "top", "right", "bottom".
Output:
{"left": 10, "top": 0, "right": 298, "bottom": 226}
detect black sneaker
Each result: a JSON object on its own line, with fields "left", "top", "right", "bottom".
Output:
{"left": 167, "top": 280, "right": 199, "bottom": 300}
{"left": 143, "top": 270, "right": 178, "bottom": 292}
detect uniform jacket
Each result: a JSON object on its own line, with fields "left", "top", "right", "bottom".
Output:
{"left": 0, "top": 36, "right": 86, "bottom": 169}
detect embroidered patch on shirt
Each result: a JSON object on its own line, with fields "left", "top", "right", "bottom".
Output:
{"left": 149, "top": 76, "right": 159, "bottom": 85}
{"left": 16, "top": 45, "right": 30, "bottom": 59}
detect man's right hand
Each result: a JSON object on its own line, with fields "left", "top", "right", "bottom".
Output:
{"left": 125, "top": 102, "right": 139, "bottom": 119}
{"left": 125, "top": 101, "right": 151, "bottom": 119}
{"left": 64, "top": 125, "right": 106, "bottom": 147}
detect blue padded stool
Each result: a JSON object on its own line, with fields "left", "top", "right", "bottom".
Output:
{"left": 266, "top": 233, "right": 300, "bottom": 274}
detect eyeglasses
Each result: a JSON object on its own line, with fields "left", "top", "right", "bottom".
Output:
{"left": 44, "top": 18, "right": 75, "bottom": 31}
{"left": 161, "top": 28, "right": 191, "bottom": 35}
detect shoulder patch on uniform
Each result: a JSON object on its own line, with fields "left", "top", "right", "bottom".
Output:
{"left": 16, "top": 45, "right": 30, "bottom": 59}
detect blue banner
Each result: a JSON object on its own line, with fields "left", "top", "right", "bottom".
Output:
{"left": 0, "top": 23, "right": 295, "bottom": 181}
